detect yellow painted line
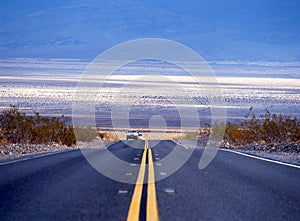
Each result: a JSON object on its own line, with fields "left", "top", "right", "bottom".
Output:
{"left": 126, "top": 141, "right": 147, "bottom": 221}
{"left": 126, "top": 140, "right": 160, "bottom": 221}
{"left": 147, "top": 145, "right": 160, "bottom": 221}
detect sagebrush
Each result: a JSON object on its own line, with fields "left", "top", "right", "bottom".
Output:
{"left": 224, "top": 108, "right": 300, "bottom": 145}
{"left": 0, "top": 106, "right": 101, "bottom": 146}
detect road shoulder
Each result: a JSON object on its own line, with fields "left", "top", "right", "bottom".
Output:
{"left": 174, "top": 139, "right": 300, "bottom": 167}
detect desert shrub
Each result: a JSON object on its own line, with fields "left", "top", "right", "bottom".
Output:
{"left": 224, "top": 108, "right": 300, "bottom": 145}
{"left": 74, "top": 126, "right": 98, "bottom": 142}
{"left": 0, "top": 106, "right": 76, "bottom": 146}
{"left": 99, "top": 132, "right": 119, "bottom": 141}
{"left": 224, "top": 123, "right": 247, "bottom": 144}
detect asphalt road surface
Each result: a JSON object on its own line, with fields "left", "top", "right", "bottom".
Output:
{"left": 0, "top": 140, "right": 299, "bottom": 221}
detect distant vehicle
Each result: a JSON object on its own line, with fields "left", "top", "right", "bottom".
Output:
{"left": 126, "top": 130, "right": 139, "bottom": 140}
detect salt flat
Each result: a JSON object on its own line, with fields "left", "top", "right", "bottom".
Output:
{"left": 0, "top": 58, "right": 299, "bottom": 128}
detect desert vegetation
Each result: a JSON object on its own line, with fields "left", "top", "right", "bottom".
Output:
{"left": 208, "top": 108, "right": 300, "bottom": 146}
{"left": 0, "top": 106, "right": 101, "bottom": 146}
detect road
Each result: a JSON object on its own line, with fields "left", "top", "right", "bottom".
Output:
{"left": 0, "top": 140, "right": 299, "bottom": 221}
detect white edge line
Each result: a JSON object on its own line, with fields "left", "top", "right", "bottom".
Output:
{"left": 0, "top": 149, "right": 78, "bottom": 166}
{"left": 172, "top": 140, "right": 189, "bottom": 150}
{"left": 221, "top": 149, "right": 300, "bottom": 169}
{"left": 0, "top": 141, "right": 121, "bottom": 166}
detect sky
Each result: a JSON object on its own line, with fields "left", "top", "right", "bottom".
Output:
{"left": 0, "top": 0, "right": 300, "bottom": 61}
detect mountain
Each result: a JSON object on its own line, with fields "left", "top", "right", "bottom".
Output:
{"left": 0, "top": 0, "right": 299, "bottom": 60}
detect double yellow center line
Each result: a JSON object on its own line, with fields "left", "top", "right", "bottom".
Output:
{"left": 126, "top": 140, "right": 160, "bottom": 221}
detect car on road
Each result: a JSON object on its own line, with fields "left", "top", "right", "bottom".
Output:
{"left": 126, "top": 130, "right": 140, "bottom": 140}
{"left": 126, "top": 130, "right": 143, "bottom": 140}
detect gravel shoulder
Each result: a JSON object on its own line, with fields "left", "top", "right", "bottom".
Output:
{"left": 175, "top": 139, "right": 300, "bottom": 166}
{"left": 0, "top": 140, "right": 117, "bottom": 162}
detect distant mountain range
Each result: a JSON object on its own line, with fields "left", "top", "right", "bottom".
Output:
{"left": 0, "top": 0, "right": 299, "bottom": 61}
